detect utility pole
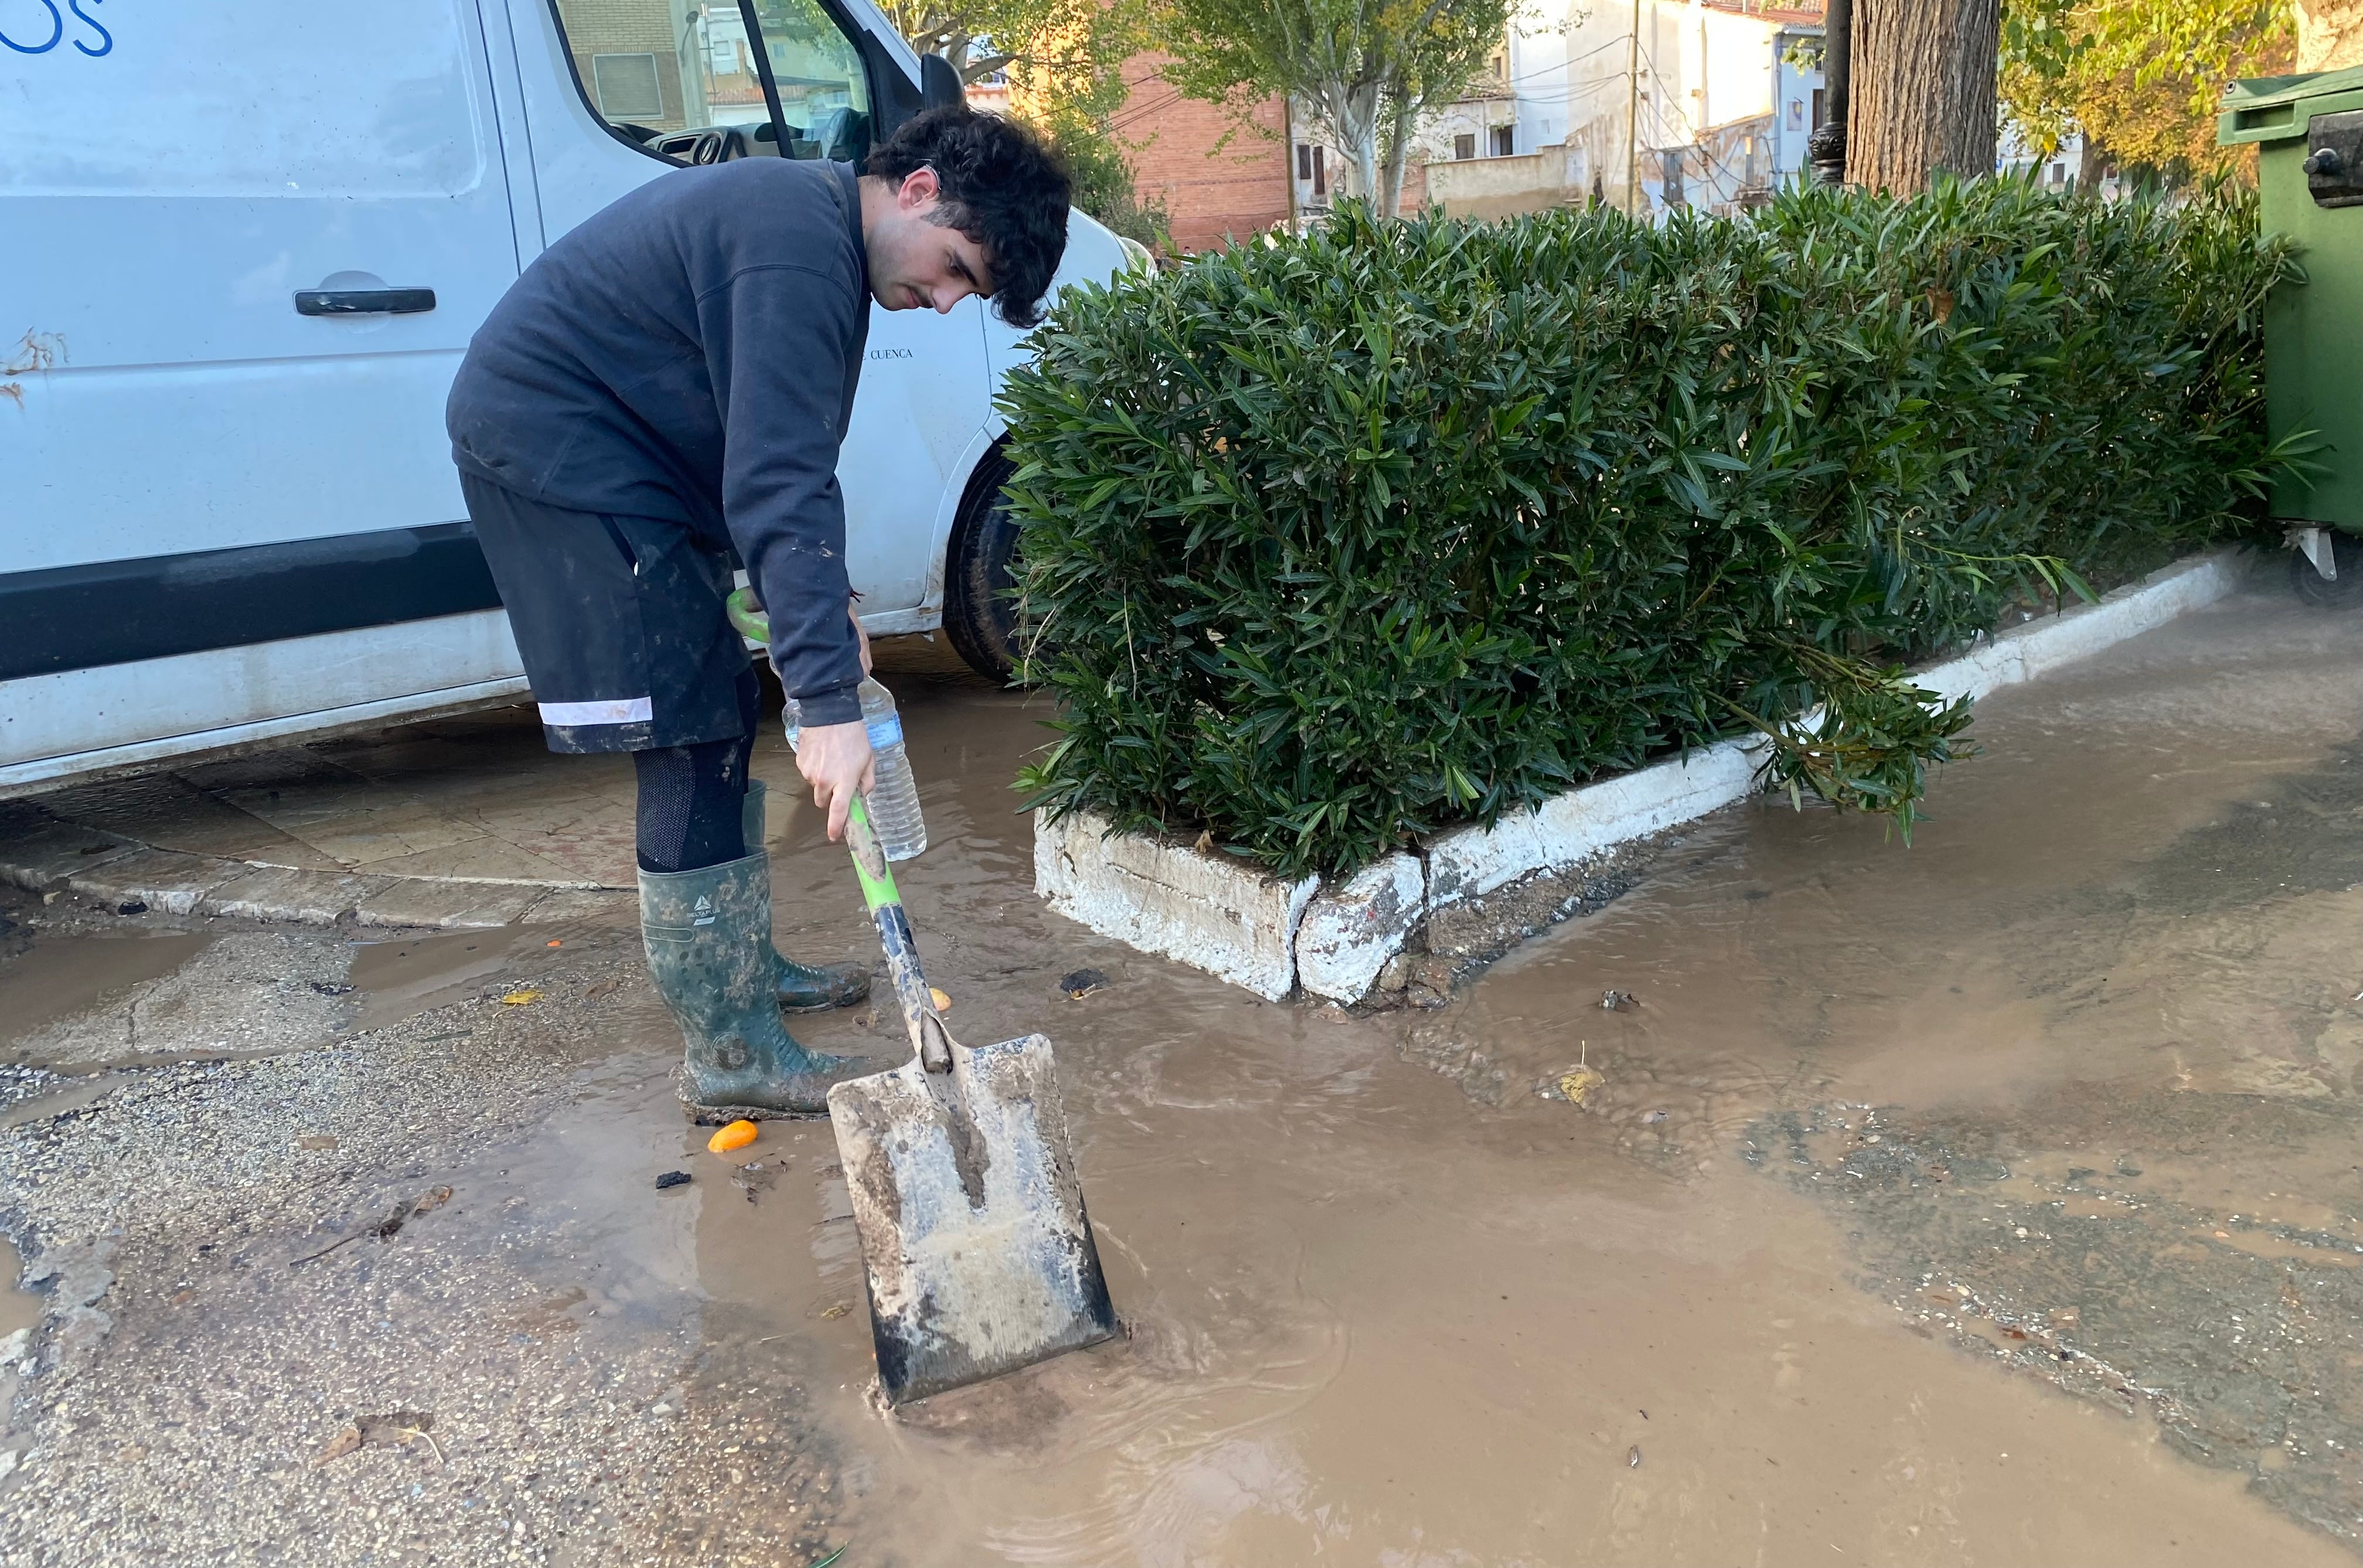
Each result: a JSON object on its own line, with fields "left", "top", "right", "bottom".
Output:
{"left": 1626, "top": 0, "right": 1642, "bottom": 213}
{"left": 1808, "top": 0, "right": 1850, "bottom": 185}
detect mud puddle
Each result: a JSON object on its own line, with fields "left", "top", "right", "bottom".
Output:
{"left": 0, "top": 1233, "right": 37, "bottom": 1341}
{"left": 484, "top": 593, "right": 2363, "bottom": 1564}
{"left": 343, "top": 923, "right": 590, "bottom": 1035}
{"left": 0, "top": 930, "right": 213, "bottom": 1051}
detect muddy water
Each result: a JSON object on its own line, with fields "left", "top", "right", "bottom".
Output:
{"left": 4, "top": 596, "right": 2348, "bottom": 1562}
{"left": 345, "top": 924, "right": 576, "bottom": 1035}
{"left": 0, "top": 932, "right": 213, "bottom": 1051}
{"left": 509, "top": 591, "right": 2362, "bottom": 1564}
{"left": 0, "top": 1235, "right": 36, "bottom": 1340}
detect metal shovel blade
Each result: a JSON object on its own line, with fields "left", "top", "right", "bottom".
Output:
{"left": 827, "top": 1029, "right": 1118, "bottom": 1405}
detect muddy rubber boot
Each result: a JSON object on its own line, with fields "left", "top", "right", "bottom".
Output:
{"left": 639, "top": 852, "right": 868, "bottom": 1120}
{"left": 742, "top": 779, "right": 873, "bottom": 1013}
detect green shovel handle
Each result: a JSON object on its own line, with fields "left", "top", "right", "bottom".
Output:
{"left": 846, "top": 795, "right": 953, "bottom": 1073}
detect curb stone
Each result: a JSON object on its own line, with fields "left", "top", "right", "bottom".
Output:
{"left": 1034, "top": 809, "right": 1317, "bottom": 1001}
{"left": 1036, "top": 547, "right": 2256, "bottom": 1004}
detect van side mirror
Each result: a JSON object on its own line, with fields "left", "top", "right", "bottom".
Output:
{"left": 920, "top": 54, "right": 962, "bottom": 111}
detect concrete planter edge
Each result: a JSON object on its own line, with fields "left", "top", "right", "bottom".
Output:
{"left": 1032, "top": 547, "right": 2254, "bottom": 1003}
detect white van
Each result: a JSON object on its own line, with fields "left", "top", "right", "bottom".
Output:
{"left": 0, "top": 0, "right": 1125, "bottom": 795}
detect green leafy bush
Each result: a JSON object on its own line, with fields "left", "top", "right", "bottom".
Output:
{"left": 998, "top": 178, "right": 2294, "bottom": 880}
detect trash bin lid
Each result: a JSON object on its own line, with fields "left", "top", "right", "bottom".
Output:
{"left": 2221, "top": 66, "right": 2363, "bottom": 146}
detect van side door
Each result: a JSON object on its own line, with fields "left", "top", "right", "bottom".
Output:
{"left": 0, "top": 2, "right": 524, "bottom": 696}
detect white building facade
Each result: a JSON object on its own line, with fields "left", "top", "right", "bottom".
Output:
{"left": 1427, "top": 0, "right": 1826, "bottom": 220}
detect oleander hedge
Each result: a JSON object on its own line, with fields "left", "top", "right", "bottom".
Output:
{"left": 997, "top": 178, "right": 2296, "bottom": 880}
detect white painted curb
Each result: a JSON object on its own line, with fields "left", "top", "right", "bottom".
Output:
{"left": 1037, "top": 548, "right": 2251, "bottom": 1003}
{"left": 1034, "top": 808, "right": 1318, "bottom": 1001}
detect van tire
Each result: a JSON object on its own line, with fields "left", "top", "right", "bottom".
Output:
{"left": 943, "top": 448, "right": 1023, "bottom": 683}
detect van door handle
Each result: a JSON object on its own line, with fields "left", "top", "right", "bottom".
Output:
{"left": 294, "top": 287, "right": 437, "bottom": 316}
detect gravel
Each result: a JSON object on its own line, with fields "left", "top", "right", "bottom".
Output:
{"left": 0, "top": 888, "right": 851, "bottom": 1566}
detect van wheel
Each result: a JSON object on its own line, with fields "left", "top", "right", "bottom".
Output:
{"left": 943, "top": 449, "right": 1024, "bottom": 683}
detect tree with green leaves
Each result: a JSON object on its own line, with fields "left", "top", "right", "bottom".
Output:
{"left": 1157, "top": 0, "right": 1520, "bottom": 218}
{"left": 879, "top": 0, "right": 1165, "bottom": 246}
{"left": 2000, "top": 0, "right": 2295, "bottom": 180}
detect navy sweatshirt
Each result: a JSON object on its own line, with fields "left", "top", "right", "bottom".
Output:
{"left": 447, "top": 158, "right": 871, "bottom": 727}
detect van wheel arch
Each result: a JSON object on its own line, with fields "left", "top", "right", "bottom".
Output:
{"left": 942, "top": 444, "right": 1024, "bottom": 683}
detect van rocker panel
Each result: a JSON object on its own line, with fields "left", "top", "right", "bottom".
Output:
{"left": 0, "top": 524, "right": 505, "bottom": 681}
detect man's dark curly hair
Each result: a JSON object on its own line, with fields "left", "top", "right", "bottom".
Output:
{"left": 866, "top": 104, "right": 1070, "bottom": 328}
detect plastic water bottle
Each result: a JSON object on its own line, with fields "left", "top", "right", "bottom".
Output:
{"left": 784, "top": 677, "right": 928, "bottom": 861}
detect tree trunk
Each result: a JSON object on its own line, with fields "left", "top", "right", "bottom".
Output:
{"left": 2297, "top": 0, "right": 2363, "bottom": 70}
{"left": 1378, "top": 100, "right": 1417, "bottom": 217}
{"left": 1306, "top": 83, "right": 1385, "bottom": 207}
{"left": 1847, "top": 0, "right": 2000, "bottom": 195}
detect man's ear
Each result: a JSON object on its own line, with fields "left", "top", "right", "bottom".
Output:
{"left": 897, "top": 166, "right": 941, "bottom": 213}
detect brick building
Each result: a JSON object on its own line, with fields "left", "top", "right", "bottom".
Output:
{"left": 1105, "top": 53, "right": 1292, "bottom": 253}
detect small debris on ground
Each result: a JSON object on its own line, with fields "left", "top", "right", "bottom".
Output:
{"left": 289, "top": 1187, "right": 453, "bottom": 1267}
{"left": 312, "top": 1410, "right": 440, "bottom": 1467}
{"left": 1601, "top": 989, "right": 1636, "bottom": 1011}
{"left": 115, "top": 900, "right": 147, "bottom": 916}
{"left": 1551, "top": 1042, "right": 1605, "bottom": 1106}
{"left": 708, "top": 1119, "right": 758, "bottom": 1154}
{"left": 1059, "top": 969, "right": 1109, "bottom": 1000}
{"left": 653, "top": 1170, "right": 692, "bottom": 1191}
{"left": 819, "top": 1303, "right": 852, "bottom": 1321}
{"left": 295, "top": 1134, "right": 338, "bottom": 1151}
{"left": 499, "top": 989, "right": 543, "bottom": 1005}
{"left": 929, "top": 986, "right": 951, "bottom": 1013}
{"left": 1558, "top": 1068, "right": 1606, "bottom": 1106}
{"left": 1627, "top": 1445, "right": 1642, "bottom": 1468}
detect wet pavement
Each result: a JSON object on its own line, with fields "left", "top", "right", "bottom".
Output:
{"left": 4, "top": 588, "right": 2363, "bottom": 1563}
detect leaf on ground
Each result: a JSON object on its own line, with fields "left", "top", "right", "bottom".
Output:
{"left": 1558, "top": 1068, "right": 1606, "bottom": 1106}
{"left": 499, "top": 990, "right": 543, "bottom": 1005}
{"left": 316, "top": 1411, "right": 441, "bottom": 1465}
{"left": 311, "top": 1425, "right": 363, "bottom": 1465}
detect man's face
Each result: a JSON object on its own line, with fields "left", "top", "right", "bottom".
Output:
{"left": 866, "top": 167, "right": 994, "bottom": 315}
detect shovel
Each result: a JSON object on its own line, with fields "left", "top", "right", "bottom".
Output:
{"left": 828, "top": 794, "right": 1119, "bottom": 1403}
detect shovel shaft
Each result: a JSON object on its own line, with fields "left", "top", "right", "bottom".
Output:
{"left": 846, "top": 795, "right": 952, "bottom": 1072}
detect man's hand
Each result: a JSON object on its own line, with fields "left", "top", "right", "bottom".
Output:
{"left": 797, "top": 720, "right": 876, "bottom": 843}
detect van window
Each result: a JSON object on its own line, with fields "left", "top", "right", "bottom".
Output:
{"left": 3, "top": 3, "right": 486, "bottom": 197}
{"left": 550, "top": 0, "right": 873, "bottom": 165}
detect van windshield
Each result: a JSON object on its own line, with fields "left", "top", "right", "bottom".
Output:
{"left": 551, "top": 0, "right": 873, "bottom": 166}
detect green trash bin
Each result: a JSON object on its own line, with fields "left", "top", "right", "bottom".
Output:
{"left": 2221, "top": 66, "right": 2363, "bottom": 597}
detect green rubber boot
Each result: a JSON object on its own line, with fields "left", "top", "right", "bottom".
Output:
{"left": 743, "top": 780, "right": 873, "bottom": 1012}
{"left": 639, "top": 852, "right": 867, "bottom": 1119}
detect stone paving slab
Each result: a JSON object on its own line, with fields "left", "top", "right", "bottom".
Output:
{"left": 0, "top": 814, "right": 139, "bottom": 891}
{"left": 518, "top": 888, "right": 637, "bottom": 925}
{"left": 351, "top": 878, "right": 556, "bottom": 930}
{"left": 0, "top": 707, "right": 636, "bottom": 930}
{"left": 202, "top": 867, "right": 399, "bottom": 924}
{"left": 62, "top": 847, "right": 256, "bottom": 916}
